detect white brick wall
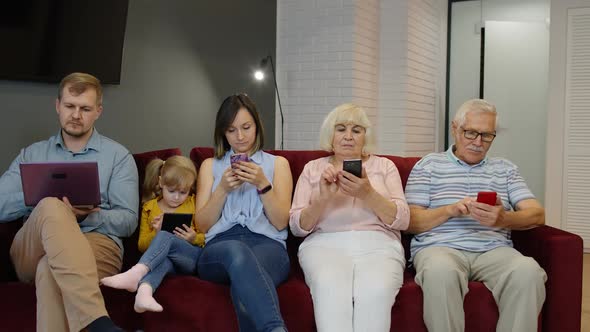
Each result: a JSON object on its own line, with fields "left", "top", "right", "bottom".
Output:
{"left": 277, "top": 0, "right": 447, "bottom": 155}
{"left": 353, "top": 0, "right": 380, "bottom": 127}
{"left": 377, "top": 0, "right": 410, "bottom": 155}
{"left": 277, "top": 0, "right": 356, "bottom": 149}
{"left": 405, "top": 0, "right": 447, "bottom": 156}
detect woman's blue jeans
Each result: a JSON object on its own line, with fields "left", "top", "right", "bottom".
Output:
{"left": 197, "top": 225, "right": 290, "bottom": 332}
{"left": 138, "top": 231, "right": 201, "bottom": 290}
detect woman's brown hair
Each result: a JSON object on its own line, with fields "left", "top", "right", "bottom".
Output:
{"left": 213, "top": 93, "right": 265, "bottom": 159}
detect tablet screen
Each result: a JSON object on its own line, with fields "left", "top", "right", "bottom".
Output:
{"left": 161, "top": 213, "right": 193, "bottom": 233}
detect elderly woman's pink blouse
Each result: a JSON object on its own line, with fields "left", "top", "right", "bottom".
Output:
{"left": 289, "top": 155, "right": 410, "bottom": 242}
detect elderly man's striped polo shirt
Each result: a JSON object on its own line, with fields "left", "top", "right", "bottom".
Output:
{"left": 405, "top": 146, "right": 535, "bottom": 261}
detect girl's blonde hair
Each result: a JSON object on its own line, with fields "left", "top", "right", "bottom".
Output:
{"left": 319, "top": 103, "right": 375, "bottom": 155}
{"left": 141, "top": 155, "right": 197, "bottom": 203}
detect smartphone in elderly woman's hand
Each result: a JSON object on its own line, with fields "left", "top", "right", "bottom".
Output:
{"left": 343, "top": 159, "right": 362, "bottom": 178}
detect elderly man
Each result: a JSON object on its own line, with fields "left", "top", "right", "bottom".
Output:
{"left": 0, "top": 72, "right": 138, "bottom": 332}
{"left": 405, "top": 99, "right": 547, "bottom": 332}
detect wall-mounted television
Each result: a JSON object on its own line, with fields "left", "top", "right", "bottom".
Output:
{"left": 0, "top": 0, "right": 129, "bottom": 84}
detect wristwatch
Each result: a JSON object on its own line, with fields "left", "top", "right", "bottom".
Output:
{"left": 257, "top": 184, "right": 272, "bottom": 195}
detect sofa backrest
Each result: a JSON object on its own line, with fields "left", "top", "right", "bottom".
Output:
{"left": 189, "top": 147, "right": 421, "bottom": 262}
{"left": 133, "top": 148, "right": 184, "bottom": 193}
{"left": 189, "top": 147, "right": 420, "bottom": 196}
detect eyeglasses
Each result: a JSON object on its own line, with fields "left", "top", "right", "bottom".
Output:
{"left": 461, "top": 127, "right": 496, "bottom": 143}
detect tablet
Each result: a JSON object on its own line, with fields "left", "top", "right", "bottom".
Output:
{"left": 19, "top": 161, "right": 101, "bottom": 208}
{"left": 161, "top": 213, "right": 193, "bottom": 233}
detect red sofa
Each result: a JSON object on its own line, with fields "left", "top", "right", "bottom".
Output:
{"left": 0, "top": 147, "right": 583, "bottom": 332}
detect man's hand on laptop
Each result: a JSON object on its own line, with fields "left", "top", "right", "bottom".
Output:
{"left": 62, "top": 196, "right": 101, "bottom": 222}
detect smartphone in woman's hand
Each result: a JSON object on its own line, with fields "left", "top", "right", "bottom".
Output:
{"left": 230, "top": 153, "right": 250, "bottom": 168}
{"left": 343, "top": 159, "right": 362, "bottom": 178}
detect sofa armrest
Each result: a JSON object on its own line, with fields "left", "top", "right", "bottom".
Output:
{"left": 0, "top": 219, "right": 23, "bottom": 282}
{"left": 512, "top": 225, "right": 583, "bottom": 332}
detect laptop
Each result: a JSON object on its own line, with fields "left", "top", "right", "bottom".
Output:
{"left": 19, "top": 161, "right": 101, "bottom": 208}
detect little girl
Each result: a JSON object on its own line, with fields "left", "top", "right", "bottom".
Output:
{"left": 101, "top": 155, "right": 204, "bottom": 313}
{"left": 138, "top": 155, "right": 205, "bottom": 252}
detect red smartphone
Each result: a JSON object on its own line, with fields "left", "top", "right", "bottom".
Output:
{"left": 477, "top": 191, "right": 497, "bottom": 206}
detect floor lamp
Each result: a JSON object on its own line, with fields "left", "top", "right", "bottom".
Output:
{"left": 254, "top": 55, "right": 284, "bottom": 150}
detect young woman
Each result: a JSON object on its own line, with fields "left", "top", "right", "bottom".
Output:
{"left": 195, "top": 94, "right": 293, "bottom": 332}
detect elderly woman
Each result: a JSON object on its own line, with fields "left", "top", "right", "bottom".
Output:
{"left": 289, "top": 103, "right": 410, "bottom": 332}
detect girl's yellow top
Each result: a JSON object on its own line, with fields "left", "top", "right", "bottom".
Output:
{"left": 137, "top": 194, "right": 205, "bottom": 252}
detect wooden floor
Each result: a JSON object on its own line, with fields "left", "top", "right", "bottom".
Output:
{"left": 583, "top": 253, "right": 589, "bottom": 332}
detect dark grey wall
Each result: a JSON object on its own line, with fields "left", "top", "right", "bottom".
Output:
{"left": 0, "top": 0, "right": 277, "bottom": 171}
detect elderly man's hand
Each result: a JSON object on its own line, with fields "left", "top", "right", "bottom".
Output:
{"left": 469, "top": 196, "right": 505, "bottom": 227}
{"left": 445, "top": 197, "right": 473, "bottom": 219}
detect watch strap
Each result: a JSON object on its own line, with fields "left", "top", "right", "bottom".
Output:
{"left": 257, "top": 184, "right": 272, "bottom": 195}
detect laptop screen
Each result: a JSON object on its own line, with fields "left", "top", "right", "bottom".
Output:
{"left": 19, "top": 161, "right": 101, "bottom": 208}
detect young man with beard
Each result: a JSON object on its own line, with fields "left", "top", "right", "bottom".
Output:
{"left": 0, "top": 72, "right": 138, "bottom": 332}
